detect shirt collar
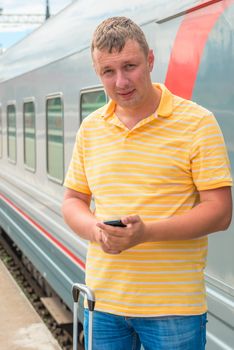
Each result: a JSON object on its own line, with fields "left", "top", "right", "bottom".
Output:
{"left": 154, "top": 83, "right": 173, "bottom": 118}
{"left": 100, "top": 83, "right": 173, "bottom": 120}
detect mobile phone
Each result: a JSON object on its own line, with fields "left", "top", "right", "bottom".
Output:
{"left": 103, "top": 220, "right": 127, "bottom": 227}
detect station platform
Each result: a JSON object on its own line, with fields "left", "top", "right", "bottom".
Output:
{"left": 0, "top": 260, "right": 62, "bottom": 350}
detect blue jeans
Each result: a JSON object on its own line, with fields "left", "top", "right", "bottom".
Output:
{"left": 84, "top": 309, "right": 207, "bottom": 350}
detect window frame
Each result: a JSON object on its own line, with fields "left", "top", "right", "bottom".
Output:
{"left": 79, "top": 85, "right": 108, "bottom": 123}
{"left": 7, "top": 101, "right": 17, "bottom": 164}
{"left": 45, "top": 92, "right": 64, "bottom": 185}
{"left": 23, "top": 97, "right": 36, "bottom": 173}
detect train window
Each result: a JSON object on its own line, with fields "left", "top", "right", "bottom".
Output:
{"left": 7, "top": 104, "right": 16, "bottom": 163}
{"left": 23, "top": 101, "right": 36, "bottom": 171}
{"left": 80, "top": 89, "right": 107, "bottom": 121}
{"left": 46, "top": 95, "right": 64, "bottom": 184}
{"left": 0, "top": 105, "right": 2, "bottom": 158}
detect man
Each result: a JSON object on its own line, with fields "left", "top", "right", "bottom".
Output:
{"left": 62, "top": 17, "right": 232, "bottom": 350}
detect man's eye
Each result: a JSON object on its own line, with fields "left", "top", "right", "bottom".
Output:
{"left": 125, "top": 64, "right": 135, "bottom": 69}
{"left": 103, "top": 69, "right": 113, "bottom": 75}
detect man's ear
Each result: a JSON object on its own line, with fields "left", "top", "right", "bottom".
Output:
{"left": 148, "top": 49, "right": 155, "bottom": 72}
{"left": 92, "top": 61, "right": 98, "bottom": 74}
{"left": 92, "top": 50, "right": 99, "bottom": 75}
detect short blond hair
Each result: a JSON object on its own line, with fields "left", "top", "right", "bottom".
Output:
{"left": 91, "top": 16, "right": 149, "bottom": 56}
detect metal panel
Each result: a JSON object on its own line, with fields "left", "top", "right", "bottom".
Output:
{"left": 0, "top": 197, "right": 85, "bottom": 312}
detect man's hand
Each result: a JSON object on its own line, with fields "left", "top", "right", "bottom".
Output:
{"left": 96, "top": 215, "right": 146, "bottom": 254}
{"left": 63, "top": 187, "right": 232, "bottom": 253}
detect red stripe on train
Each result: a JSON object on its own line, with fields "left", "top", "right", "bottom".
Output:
{"left": 165, "top": 0, "right": 234, "bottom": 99}
{"left": 0, "top": 193, "right": 86, "bottom": 271}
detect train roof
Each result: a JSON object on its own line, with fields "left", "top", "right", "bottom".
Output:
{"left": 0, "top": 0, "right": 205, "bottom": 83}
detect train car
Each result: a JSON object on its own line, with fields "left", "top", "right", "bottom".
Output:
{"left": 0, "top": 0, "right": 233, "bottom": 348}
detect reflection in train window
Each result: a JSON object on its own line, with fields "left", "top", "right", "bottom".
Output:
{"left": 0, "top": 105, "right": 2, "bottom": 158}
{"left": 23, "top": 101, "right": 36, "bottom": 171}
{"left": 46, "top": 95, "right": 64, "bottom": 184}
{"left": 7, "top": 104, "right": 16, "bottom": 163}
{"left": 80, "top": 89, "right": 107, "bottom": 121}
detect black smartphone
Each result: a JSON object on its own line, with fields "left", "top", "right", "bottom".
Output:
{"left": 103, "top": 220, "right": 127, "bottom": 227}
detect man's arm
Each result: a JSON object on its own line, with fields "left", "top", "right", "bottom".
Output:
{"left": 62, "top": 188, "right": 100, "bottom": 242}
{"left": 146, "top": 186, "right": 232, "bottom": 241}
{"left": 97, "top": 187, "right": 232, "bottom": 253}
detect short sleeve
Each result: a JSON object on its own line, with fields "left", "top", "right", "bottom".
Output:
{"left": 63, "top": 126, "right": 91, "bottom": 195}
{"left": 190, "top": 113, "right": 232, "bottom": 191}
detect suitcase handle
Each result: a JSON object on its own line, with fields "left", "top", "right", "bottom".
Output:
{"left": 72, "top": 283, "right": 95, "bottom": 311}
{"left": 72, "top": 283, "right": 95, "bottom": 350}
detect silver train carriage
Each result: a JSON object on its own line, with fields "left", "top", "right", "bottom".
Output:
{"left": 0, "top": 0, "right": 233, "bottom": 348}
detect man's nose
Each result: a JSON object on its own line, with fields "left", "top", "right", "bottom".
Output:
{"left": 116, "top": 71, "right": 129, "bottom": 88}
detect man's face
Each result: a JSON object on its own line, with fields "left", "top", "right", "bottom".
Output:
{"left": 92, "top": 39, "right": 154, "bottom": 110}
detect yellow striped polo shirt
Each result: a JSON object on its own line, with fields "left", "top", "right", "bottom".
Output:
{"left": 64, "top": 83, "right": 232, "bottom": 316}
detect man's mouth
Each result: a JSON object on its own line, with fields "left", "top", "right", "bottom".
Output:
{"left": 118, "top": 89, "right": 135, "bottom": 97}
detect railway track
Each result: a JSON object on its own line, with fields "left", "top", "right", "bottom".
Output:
{"left": 0, "top": 229, "right": 84, "bottom": 350}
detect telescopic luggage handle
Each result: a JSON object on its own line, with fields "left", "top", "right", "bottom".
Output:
{"left": 72, "top": 283, "right": 95, "bottom": 350}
